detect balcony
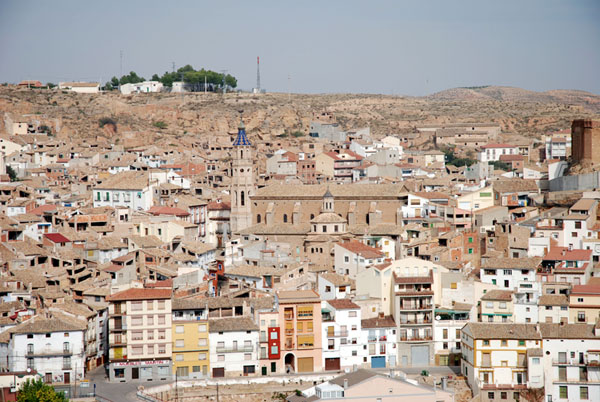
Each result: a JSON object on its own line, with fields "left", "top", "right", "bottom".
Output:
{"left": 216, "top": 345, "right": 254, "bottom": 353}
{"left": 400, "top": 304, "right": 433, "bottom": 311}
{"left": 110, "top": 308, "right": 126, "bottom": 317}
{"left": 399, "top": 336, "right": 432, "bottom": 342}
{"left": 401, "top": 319, "right": 432, "bottom": 325}
{"left": 27, "top": 345, "right": 73, "bottom": 357}
{"left": 327, "top": 330, "right": 348, "bottom": 338}
{"left": 368, "top": 335, "right": 388, "bottom": 343}
{"left": 284, "top": 313, "right": 294, "bottom": 321}
{"left": 63, "top": 364, "right": 72, "bottom": 370}
{"left": 110, "top": 323, "right": 127, "bottom": 332}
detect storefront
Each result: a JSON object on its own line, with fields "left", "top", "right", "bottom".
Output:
{"left": 109, "top": 360, "right": 172, "bottom": 382}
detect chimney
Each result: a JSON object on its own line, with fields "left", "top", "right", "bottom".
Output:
{"left": 379, "top": 312, "right": 384, "bottom": 319}
{"left": 343, "top": 379, "right": 348, "bottom": 389}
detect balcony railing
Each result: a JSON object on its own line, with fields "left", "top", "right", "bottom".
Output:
{"left": 399, "top": 336, "right": 432, "bottom": 342}
{"left": 216, "top": 345, "right": 254, "bottom": 353}
{"left": 327, "top": 331, "right": 348, "bottom": 338}
{"left": 27, "top": 346, "right": 73, "bottom": 356}
{"left": 110, "top": 323, "right": 127, "bottom": 332}
{"left": 401, "top": 319, "right": 432, "bottom": 325}
{"left": 63, "top": 364, "right": 72, "bottom": 370}
{"left": 284, "top": 313, "right": 294, "bottom": 321}
{"left": 400, "top": 304, "right": 433, "bottom": 310}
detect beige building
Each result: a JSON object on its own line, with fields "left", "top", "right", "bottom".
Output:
{"left": 479, "top": 290, "right": 514, "bottom": 323}
{"left": 106, "top": 287, "right": 173, "bottom": 382}
{"left": 569, "top": 281, "right": 600, "bottom": 324}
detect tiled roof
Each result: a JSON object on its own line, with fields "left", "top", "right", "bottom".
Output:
{"left": 95, "top": 171, "right": 151, "bottom": 190}
{"left": 327, "top": 299, "right": 360, "bottom": 310}
{"left": 43, "top": 233, "right": 71, "bottom": 243}
{"left": 538, "top": 295, "right": 569, "bottom": 306}
{"left": 106, "top": 287, "right": 172, "bottom": 301}
{"left": 539, "top": 323, "right": 599, "bottom": 339}
{"left": 209, "top": 316, "right": 258, "bottom": 332}
{"left": 543, "top": 247, "right": 592, "bottom": 261}
{"left": 277, "top": 290, "right": 320, "bottom": 303}
{"left": 319, "top": 272, "right": 352, "bottom": 286}
{"left": 253, "top": 184, "right": 406, "bottom": 199}
{"left": 481, "top": 289, "right": 513, "bottom": 301}
{"left": 361, "top": 315, "right": 396, "bottom": 328}
{"left": 464, "top": 323, "right": 541, "bottom": 340}
{"left": 336, "top": 240, "right": 383, "bottom": 259}
{"left": 481, "top": 257, "right": 541, "bottom": 269}
{"left": 148, "top": 206, "right": 190, "bottom": 216}
{"left": 493, "top": 179, "right": 538, "bottom": 194}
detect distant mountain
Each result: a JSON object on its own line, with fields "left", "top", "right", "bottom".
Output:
{"left": 427, "top": 86, "right": 600, "bottom": 110}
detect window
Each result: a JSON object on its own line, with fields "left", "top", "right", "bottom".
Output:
{"left": 198, "top": 324, "right": 207, "bottom": 332}
{"left": 244, "top": 353, "right": 252, "bottom": 361}
{"left": 175, "top": 325, "right": 184, "bottom": 334}
{"left": 451, "top": 282, "right": 457, "bottom": 289}
{"left": 218, "top": 354, "right": 224, "bottom": 361}
{"left": 578, "top": 312, "right": 586, "bottom": 322}
{"left": 580, "top": 386, "right": 588, "bottom": 400}
{"left": 132, "top": 346, "right": 143, "bottom": 355}
{"left": 158, "top": 344, "right": 166, "bottom": 354}
{"left": 500, "top": 392, "right": 507, "bottom": 400}
{"left": 132, "top": 331, "right": 143, "bottom": 341}
{"left": 349, "top": 311, "right": 357, "bottom": 318}
{"left": 198, "top": 353, "right": 207, "bottom": 360}
{"left": 283, "top": 214, "right": 288, "bottom": 223}
{"left": 559, "top": 386, "right": 567, "bottom": 399}
{"left": 157, "top": 300, "right": 166, "bottom": 310}
{"left": 131, "top": 301, "right": 143, "bottom": 311}
{"left": 147, "top": 315, "right": 154, "bottom": 325}
{"left": 518, "top": 340, "right": 525, "bottom": 346}
{"left": 147, "top": 330, "right": 154, "bottom": 340}
{"left": 175, "top": 339, "right": 184, "bottom": 348}
{"left": 198, "top": 338, "right": 207, "bottom": 346}
{"left": 483, "top": 340, "right": 490, "bottom": 346}
{"left": 499, "top": 302, "right": 507, "bottom": 309}
{"left": 158, "top": 315, "right": 166, "bottom": 325}
{"left": 175, "top": 354, "right": 184, "bottom": 361}
{"left": 488, "top": 392, "right": 495, "bottom": 400}
{"left": 270, "top": 345, "right": 279, "bottom": 355}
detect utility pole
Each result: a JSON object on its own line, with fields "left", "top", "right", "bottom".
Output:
{"left": 288, "top": 74, "right": 291, "bottom": 102}
{"left": 172, "top": 61, "right": 175, "bottom": 74}
{"left": 204, "top": 74, "right": 207, "bottom": 94}
{"left": 119, "top": 50, "right": 123, "bottom": 91}
{"left": 256, "top": 56, "right": 261, "bottom": 93}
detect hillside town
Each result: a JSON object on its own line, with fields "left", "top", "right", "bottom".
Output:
{"left": 0, "top": 84, "right": 599, "bottom": 402}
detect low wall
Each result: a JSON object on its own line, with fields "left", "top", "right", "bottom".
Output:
{"left": 549, "top": 171, "right": 600, "bottom": 192}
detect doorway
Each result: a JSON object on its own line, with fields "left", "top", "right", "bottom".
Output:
{"left": 284, "top": 353, "right": 295, "bottom": 373}
{"left": 63, "top": 372, "right": 70, "bottom": 384}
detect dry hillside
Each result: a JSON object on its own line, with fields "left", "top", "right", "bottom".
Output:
{"left": 1, "top": 85, "right": 598, "bottom": 147}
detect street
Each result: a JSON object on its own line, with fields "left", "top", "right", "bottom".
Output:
{"left": 86, "top": 367, "right": 173, "bottom": 402}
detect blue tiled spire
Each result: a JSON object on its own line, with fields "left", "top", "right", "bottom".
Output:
{"left": 233, "top": 114, "right": 251, "bottom": 146}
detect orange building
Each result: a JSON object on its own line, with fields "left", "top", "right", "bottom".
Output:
{"left": 277, "top": 290, "right": 323, "bottom": 373}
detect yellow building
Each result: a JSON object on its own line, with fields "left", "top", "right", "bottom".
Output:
{"left": 171, "top": 298, "right": 210, "bottom": 378}
{"left": 479, "top": 290, "right": 514, "bottom": 323}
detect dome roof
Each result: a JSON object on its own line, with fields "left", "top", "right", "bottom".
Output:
{"left": 311, "top": 212, "right": 347, "bottom": 224}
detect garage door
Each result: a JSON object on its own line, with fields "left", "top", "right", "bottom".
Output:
{"left": 212, "top": 367, "right": 225, "bottom": 378}
{"left": 325, "top": 358, "right": 340, "bottom": 371}
{"left": 411, "top": 345, "right": 429, "bottom": 366}
{"left": 371, "top": 356, "right": 386, "bottom": 369}
{"left": 297, "top": 357, "right": 314, "bottom": 373}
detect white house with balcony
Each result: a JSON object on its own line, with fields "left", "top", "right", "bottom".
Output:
{"left": 321, "top": 299, "right": 363, "bottom": 371}
{"left": 6, "top": 314, "right": 86, "bottom": 386}
{"left": 540, "top": 323, "right": 600, "bottom": 402}
{"left": 477, "top": 143, "right": 519, "bottom": 163}
{"left": 208, "top": 317, "right": 259, "bottom": 377}
{"left": 359, "top": 314, "right": 397, "bottom": 369}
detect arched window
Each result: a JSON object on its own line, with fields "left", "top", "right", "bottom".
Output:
{"left": 283, "top": 214, "right": 288, "bottom": 223}
{"left": 310, "top": 214, "right": 315, "bottom": 220}
{"left": 241, "top": 191, "right": 245, "bottom": 206}
{"left": 257, "top": 214, "right": 261, "bottom": 223}
{"left": 366, "top": 214, "right": 370, "bottom": 225}
{"left": 240, "top": 150, "right": 244, "bottom": 159}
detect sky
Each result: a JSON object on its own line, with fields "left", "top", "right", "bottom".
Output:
{"left": 0, "top": 0, "right": 599, "bottom": 96}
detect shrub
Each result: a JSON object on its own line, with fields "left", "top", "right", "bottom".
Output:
{"left": 99, "top": 117, "right": 117, "bottom": 128}
{"left": 153, "top": 121, "right": 168, "bottom": 129}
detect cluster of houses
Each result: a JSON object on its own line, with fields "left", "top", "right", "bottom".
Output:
{"left": 0, "top": 100, "right": 599, "bottom": 402}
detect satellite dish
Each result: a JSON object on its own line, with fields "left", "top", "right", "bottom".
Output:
{"left": 435, "top": 315, "right": 441, "bottom": 321}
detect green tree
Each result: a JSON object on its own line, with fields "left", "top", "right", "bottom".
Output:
{"left": 17, "top": 379, "right": 67, "bottom": 402}
{"left": 119, "top": 71, "right": 145, "bottom": 85}
{"left": 151, "top": 73, "right": 160, "bottom": 81}
{"left": 6, "top": 166, "right": 18, "bottom": 182}
{"left": 110, "top": 76, "right": 120, "bottom": 87}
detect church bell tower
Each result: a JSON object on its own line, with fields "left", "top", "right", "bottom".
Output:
{"left": 230, "top": 111, "right": 255, "bottom": 233}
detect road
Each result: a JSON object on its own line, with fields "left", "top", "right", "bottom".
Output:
{"left": 86, "top": 367, "right": 173, "bottom": 402}
{"left": 85, "top": 365, "right": 460, "bottom": 401}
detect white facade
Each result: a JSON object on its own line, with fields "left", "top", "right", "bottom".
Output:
{"left": 321, "top": 301, "right": 364, "bottom": 370}
{"left": 333, "top": 243, "right": 384, "bottom": 278}
{"left": 209, "top": 325, "right": 259, "bottom": 376}
{"left": 480, "top": 263, "right": 537, "bottom": 291}
{"left": 359, "top": 322, "right": 397, "bottom": 368}
{"left": 541, "top": 331, "right": 600, "bottom": 402}
{"left": 93, "top": 186, "right": 154, "bottom": 210}
{"left": 120, "top": 81, "right": 164, "bottom": 95}
{"left": 9, "top": 327, "right": 85, "bottom": 384}
{"left": 477, "top": 145, "right": 519, "bottom": 163}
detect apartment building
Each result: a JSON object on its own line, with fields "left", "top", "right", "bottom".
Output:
{"left": 479, "top": 290, "right": 514, "bottom": 323}
{"left": 258, "top": 309, "right": 280, "bottom": 376}
{"left": 360, "top": 314, "right": 397, "bottom": 369}
{"left": 569, "top": 281, "right": 600, "bottom": 324}
{"left": 480, "top": 258, "right": 540, "bottom": 290}
{"left": 393, "top": 271, "right": 434, "bottom": 367}
{"left": 461, "top": 323, "right": 542, "bottom": 402}
{"left": 540, "top": 323, "right": 600, "bottom": 402}
{"left": 6, "top": 315, "right": 86, "bottom": 386}
{"left": 434, "top": 303, "right": 470, "bottom": 366}
{"left": 106, "top": 287, "right": 173, "bottom": 382}
{"left": 171, "top": 298, "right": 210, "bottom": 379}
{"left": 93, "top": 171, "right": 156, "bottom": 211}
{"left": 209, "top": 317, "right": 259, "bottom": 377}
{"left": 321, "top": 299, "right": 362, "bottom": 371}
{"left": 278, "top": 290, "right": 323, "bottom": 373}
{"left": 538, "top": 294, "right": 569, "bottom": 324}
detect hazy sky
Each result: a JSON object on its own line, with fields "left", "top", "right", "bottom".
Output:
{"left": 1, "top": 0, "right": 599, "bottom": 95}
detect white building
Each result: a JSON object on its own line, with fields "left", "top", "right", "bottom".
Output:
{"left": 58, "top": 82, "right": 100, "bottom": 93}
{"left": 333, "top": 240, "right": 385, "bottom": 278}
{"left": 433, "top": 303, "right": 471, "bottom": 366}
{"left": 360, "top": 314, "right": 397, "bottom": 369}
{"left": 321, "top": 299, "right": 363, "bottom": 371}
{"left": 477, "top": 143, "right": 519, "bottom": 163}
{"left": 540, "top": 323, "right": 600, "bottom": 402}
{"left": 93, "top": 171, "right": 156, "bottom": 210}
{"left": 7, "top": 315, "right": 86, "bottom": 385}
{"left": 209, "top": 317, "right": 259, "bottom": 377}
{"left": 480, "top": 258, "right": 540, "bottom": 290}
{"left": 317, "top": 273, "right": 353, "bottom": 301}
{"left": 120, "top": 81, "right": 164, "bottom": 95}
{"left": 461, "top": 323, "right": 542, "bottom": 402}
